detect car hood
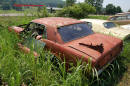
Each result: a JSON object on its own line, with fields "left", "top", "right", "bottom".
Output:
{"left": 108, "top": 27, "right": 130, "bottom": 39}
{"left": 63, "top": 33, "right": 122, "bottom": 61}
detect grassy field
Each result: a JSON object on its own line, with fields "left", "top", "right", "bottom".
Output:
{"left": 0, "top": 8, "right": 38, "bottom": 14}
{"left": 0, "top": 16, "right": 130, "bottom": 86}
{"left": 88, "top": 15, "right": 109, "bottom": 20}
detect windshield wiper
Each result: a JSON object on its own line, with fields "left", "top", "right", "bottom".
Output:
{"left": 79, "top": 43, "right": 104, "bottom": 53}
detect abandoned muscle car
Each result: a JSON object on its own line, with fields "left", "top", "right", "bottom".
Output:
{"left": 8, "top": 17, "right": 123, "bottom": 74}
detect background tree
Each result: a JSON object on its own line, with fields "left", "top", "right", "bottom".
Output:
{"left": 105, "top": 4, "right": 123, "bottom": 15}
{"left": 85, "top": 0, "right": 104, "bottom": 14}
{"left": 116, "top": 6, "right": 122, "bottom": 13}
{"left": 56, "top": 3, "right": 96, "bottom": 19}
{"left": 0, "top": 0, "right": 65, "bottom": 10}
{"left": 66, "top": 0, "right": 76, "bottom": 7}
{"left": 105, "top": 4, "right": 116, "bottom": 15}
{"left": 1, "top": 0, "right": 12, "bottom": 10}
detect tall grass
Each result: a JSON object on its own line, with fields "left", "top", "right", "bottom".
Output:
{"left": 0, "top": 28, "right": 97, "bottom": 86}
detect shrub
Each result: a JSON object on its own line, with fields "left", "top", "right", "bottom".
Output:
{"left": 56, "top": 3, "right": 96, "bottom": 19}
{"left": 36, "top": 7, "right": 50, "bottom": 18}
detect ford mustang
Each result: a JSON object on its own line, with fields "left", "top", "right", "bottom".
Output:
{"left": 8, "top": 17, "right": 123, "bottom": 74}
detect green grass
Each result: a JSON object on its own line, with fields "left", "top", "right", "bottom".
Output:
{"left": 0, "top": 8, "right": 38, "bottom": 14}
{"left": 0, "top": 10, "right": 23, "bottom": 14}
{"left": 88, "top": 15, "right": 109, "bottom": 20}
{"left": 0, "top": 16, "right": 130, "bottom": 86}
{"left": 0, "top": 28, "right": 93, "bottom": 86}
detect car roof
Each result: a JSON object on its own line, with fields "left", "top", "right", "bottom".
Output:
{"left": 32, "top": 17, "right": 83, "bottom": 28}
{"left": 80, "top": 19, "right": 109, "bottom": 24}
{"left": 116, "top": 12, "right": 130, "bottom": 15}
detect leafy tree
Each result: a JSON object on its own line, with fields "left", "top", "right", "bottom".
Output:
{"left": 85, "top": 0, "right": 104, "bottom": 14}
{"left": 66, "top": 0, "right": 76, "bottom": 7}
{"left": 37, "top": 7, "right": 49, "bottom": 18}
{"left": 116, "top": 6, "right": 122, "bottom": 13}
{"left": 1, "top": 2, "right": 11, "bottom": 10}
{"left": 105, "top": 4, "right": 123, "bottom": 15}
{"left": 56, "top": 3, "right": 96, "bottom": 19}
{"left": 106, "top": 4, "right": 116, "bottom": 15}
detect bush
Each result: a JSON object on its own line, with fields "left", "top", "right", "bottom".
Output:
{"left": 56, "top": 3, "right": 96, "bottom": 19}
{"left": 36, "top": 7, "right": 50, "bottom": 18}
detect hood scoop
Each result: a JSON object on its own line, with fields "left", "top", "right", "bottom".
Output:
{"left": 79, "top": 43, "right": 104, "bottom": 53}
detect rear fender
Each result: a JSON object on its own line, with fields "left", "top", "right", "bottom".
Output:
{"left": 41, "top": 39, "right": 94, "bottom": 65}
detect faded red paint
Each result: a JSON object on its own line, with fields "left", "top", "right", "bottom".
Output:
{"left": 8, "top": 17, "right": 123, "bottom": 71}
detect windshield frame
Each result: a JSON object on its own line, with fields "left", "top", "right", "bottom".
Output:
{"left": 58, "top": 23, "right": 94, "bottom": 43}
{"left": 20, "top": 22, "right": 47, "bottom": 39}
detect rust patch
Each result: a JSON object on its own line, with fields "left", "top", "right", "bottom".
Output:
{"left": 79, "top": 43, "right": 104, "bottom": 53}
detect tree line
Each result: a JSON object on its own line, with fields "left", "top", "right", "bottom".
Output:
{"left": 0, "top": 0, "right": 65, "bottom": 10}
{"left": 65, "top": 0, "right": 123, "bottom": 15}
{"left": 0, "top": 0, "right": 124, "bottom": 15}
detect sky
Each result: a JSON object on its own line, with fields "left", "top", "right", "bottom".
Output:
{"left": 76, "top": 0, "right": 130, "bottom": 12}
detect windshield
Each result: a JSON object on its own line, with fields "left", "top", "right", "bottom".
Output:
{"left": 20, "top": 22, "right": 47, "bottom": 39}
{"left": 58, "top": 23, "right": 94, "bottom": 42}
{"left": 103, "top": 22, "right": 116, "bottom": 29}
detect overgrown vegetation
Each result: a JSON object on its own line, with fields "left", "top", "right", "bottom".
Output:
{"left": 0, "top": 28, "right": 96, "bottom": 86}
{"left": 0, "top": 16, "right": 129, "bottom": 86}
{"left": 56, "top": 3, "right": 96, "bottom": 19}
{"left": 36, "top": 7, "right": 50, "bottom": 18}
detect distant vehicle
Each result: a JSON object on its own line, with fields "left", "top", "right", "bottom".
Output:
{"left": 121, "top": 24, "right": 130, "bottom": 30}
{"left": 116, "top": 12, "right": 130, "bottom": 16}
{"left": 108, "top": 12, "right": 130, "bottom": 25}
{"left": 8, "top": 17, "right": 123, "bottom": 74}
{"left": 80, "top": 19, "right": 130, "bottom": 40}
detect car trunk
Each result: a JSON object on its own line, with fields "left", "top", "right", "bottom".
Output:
{"left": 63, "top": 33, "right": 123, "bottom": 69}
{"left": 109, "top": 27, "right": 130, "bottom": 40}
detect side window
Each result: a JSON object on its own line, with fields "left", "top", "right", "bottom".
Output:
{"left": 110, "top": 17, "right": 116, "bottom": 20}
{"left": 115, "top": 16, "right": 122, "bottom": 20}
{"left": 115, "top": 16, "right": 127, "bottom": 20}
{"left": 26, "top": 22, "right": 47, "bottom": 39}
{"left": 121, "top": 16, "right": 127, "bottom": 20}
{"left": 127, "top": 15, "right": 130, "bottom": 19}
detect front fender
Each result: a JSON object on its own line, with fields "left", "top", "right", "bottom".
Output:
{"left": 8, "top": 26, "right": 24, "bottom": 34}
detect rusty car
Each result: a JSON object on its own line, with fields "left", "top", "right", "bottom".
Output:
{"left": 8, "top": 17, "right": 123, "bottom": 74}
{"left": 108, "top": 12, "right": 130, "bottom": 25}
{"left": 80, "top": 19, "right": 130, "bottom": 40}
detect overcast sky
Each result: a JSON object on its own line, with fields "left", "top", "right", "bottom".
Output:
{"left": 76, "top": 0, "right": 130, "bottom": 12}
